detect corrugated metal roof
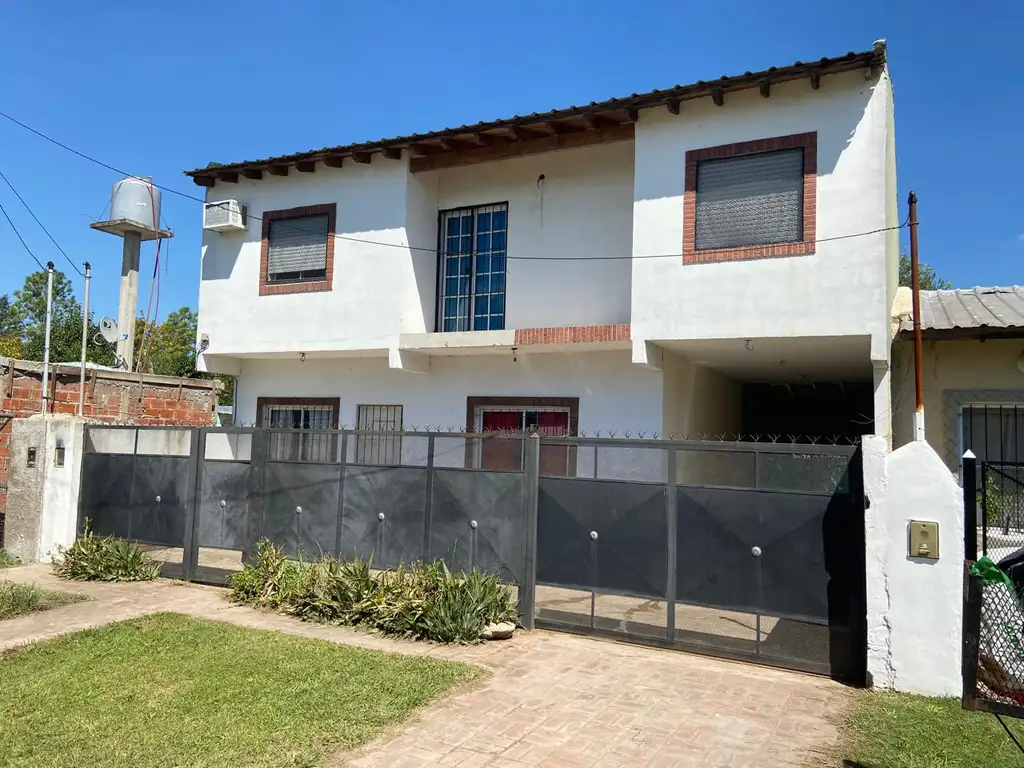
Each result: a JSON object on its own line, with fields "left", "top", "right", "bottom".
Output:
{"left": 185, "top": 43, "right": 886, "bottom": 182}
{"left": 900, "top": 286, "right": 1024, "bottom": 332}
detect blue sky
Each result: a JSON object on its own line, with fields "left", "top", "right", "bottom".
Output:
{"left": 0, "top": 1, "right": 1020, "bottom": 321}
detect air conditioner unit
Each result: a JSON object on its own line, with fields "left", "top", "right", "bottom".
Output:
{"left": 203, "top": 200, "right": 247, "bottom": 232}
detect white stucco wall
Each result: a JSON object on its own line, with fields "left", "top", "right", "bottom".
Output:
{"left": 422, "top": 141, "right": 635, "bottom": 330}
{"left": 237, "top": 351, "right": 660, "bottom": 440}
{"left": 631, "top": 70, "right": 896, "bottom": 363}
{"left": 198, "top": 158, "right": 418, "bottom": 359}
{"left": 863, "top": 434, "right": 965, "bottom": 696}
{"left": 661, "top": 350, "right": 741, "bottom": 438}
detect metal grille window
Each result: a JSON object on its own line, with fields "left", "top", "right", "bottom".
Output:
{"left": 267, "top": 214, "right": 329, "bottom": 283}
{"left": 263, "top": 403, "right": 334, "bottom": 461}
{"left": 438, "top": 203, "right": 507, "bottom": 332}
{"left": 356, "top": 405, "right": 403, "bottom": 465}
{"left": 695, "top": 148, "right": 803, "bottom": 251}
{"left": 961, "top": 404, "right": 1024, "bottom": 467}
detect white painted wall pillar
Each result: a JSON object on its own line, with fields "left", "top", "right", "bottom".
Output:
{"left": 863, "top": 434, "right": 965, "bottom": 695}
{"left": 5, "top": 415, "right": 86, "bottom": 562}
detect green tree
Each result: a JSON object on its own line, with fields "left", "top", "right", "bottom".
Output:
{"left": 899, "top": 252, "right": 952, "bottom": 291}
{"left": 138, "top": 307, "right": 198, "bottom": 377}
{"left": 10, "top": 269, "right": 115, "bottom": 366}
{"left": 0, "top": 295, "right": 20, "bottom": 336}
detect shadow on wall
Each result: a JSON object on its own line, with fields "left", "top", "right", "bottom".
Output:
{"left": 634, "top": 75, "right": 873, "bottom": 205}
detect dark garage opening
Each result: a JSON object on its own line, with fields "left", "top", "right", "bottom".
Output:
{"left": 742, "top": 382, "right": 873, "bottom": 441}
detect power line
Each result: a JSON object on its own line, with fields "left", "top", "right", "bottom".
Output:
{"left": 0, "top": 168, "right": 83, "bottom": 276}
{"left": 0, "top": 106, "right": 908, "bottom": 262}
{"left": 0, "top": 198, "right": 46, "bottom": 271}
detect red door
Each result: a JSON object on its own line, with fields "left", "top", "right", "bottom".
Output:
{"left": 480, "top": 411, "right": 521, "bottom": 471}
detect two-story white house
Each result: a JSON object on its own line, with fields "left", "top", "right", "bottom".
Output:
{"left": 188, "top": 42, "right": 897, "bottom": 465}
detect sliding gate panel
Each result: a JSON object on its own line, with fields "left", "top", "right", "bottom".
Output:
{"left": 533, "top": 436, "right": 865, "bottom": 681}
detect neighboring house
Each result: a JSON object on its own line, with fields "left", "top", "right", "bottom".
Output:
{"left": 892, "top": 286, "right": 1024, "bottom": 471}
{"left": 187, "top": 42, "right": 897, "bottom": 467}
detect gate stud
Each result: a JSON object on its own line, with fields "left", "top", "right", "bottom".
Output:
{"left": 295, "top": 506, "right": 302, "bottom": 515}
{"left": 589, "top": 531, "right": 598, "bottom": 541}
{"left": 469, "top": 520, "right": 478, "bottom": 530}
{"left": 155, "top": 495, "right": 161, "bottom": 503}
{"left": 378, "top": 513, "right": 385, "bottom": 522}
{"left": 751, "top": 546, "right": 762, "bottom": 557}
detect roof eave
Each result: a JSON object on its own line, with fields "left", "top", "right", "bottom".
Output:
{"left": 185, "top": 46, "right": 885, "bottom": 186}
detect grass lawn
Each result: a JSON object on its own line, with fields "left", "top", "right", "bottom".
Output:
{"left": 842, "top": 691, "right": 1024, "bottom": 767}
{"left": 0, "top": 613, "right": 478, "bottom": 768}
{"left": 0, "top": 581, "right": 85, "bottom": 620}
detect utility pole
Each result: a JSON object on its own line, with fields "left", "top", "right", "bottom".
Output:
{"left": 909, "top": 191, "right": 925, "bottom": 441}
{"left": 41, "top": 261, "right": 54, "bottom": 413}
{"left": 116, "top": 231, "right": 141, "bottom": 371}
{"left": 78, "top": 262, "right": 91, "bottom": 415}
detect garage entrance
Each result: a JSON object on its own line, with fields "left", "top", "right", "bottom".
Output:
{"left": 532, "top": 435, "right": 866, "bottom": 682}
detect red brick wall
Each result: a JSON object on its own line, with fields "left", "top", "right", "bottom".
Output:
{"left": 0, "top": 359, "right": 218, "bottom": 545}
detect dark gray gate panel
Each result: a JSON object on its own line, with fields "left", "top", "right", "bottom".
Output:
{"left": 340, "top": 465, "right": 427, "bottom": 568}
{"left": 539, "top": 477, "right": 667, "bottom": 598}
{"left": 430, "top": 469, "right": 525, "bottom": 582}
{"left": 80, "top": 454, "right": 134, "bottom": 539}
{"left": 758, "top": 493, "right": 846, "bottom": 621}
{"left": 198, "top": 461, "right": 251, "bottom": 551}
{"left": 263, "top": 462, "right": 340, "bottom": 558}
{"left": 130, "top": 456, "right": 190, "bottom": 547}
{"left": 676, "top": 486, "right": 761, "bottom": 613}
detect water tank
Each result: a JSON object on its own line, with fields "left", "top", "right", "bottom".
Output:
{"left": 110, "top": 177, "right": 161, "bottom": 231}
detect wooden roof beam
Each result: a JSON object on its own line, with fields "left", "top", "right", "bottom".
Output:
{"left": 194, "top": 176, "right": 215, "bottom": 188}
{"left": 581, "top": 114, "right": 615, "bottom": 130}
{"left": 322, "top": 155, "right": 344, "bottom": 168}
{"left": 408, "top": 143, "right": 444, "bottom": 156}
{"left": 759, "top": 80, "right": 771, "bottom": 98}
{"left": 711, "top": 89, "right": 724, "bottom": 107}
{"left": 809, "top": 71, "right": 821, "bottom": 90}
{"left": 666, "top": 99, "right": 680, "bottom": 115}
{"left": 268, "top": 165, "right": 289, "bottom": 177}
{"left": 296, "top": 161, "right": 316, "bottom": 173}
{"left": 242, "top": 169, "right": 263, "bottom": 180}
{"left": 508, "top": 126, "right": 546, "bottom": 142}
{"left": 217, "top": 171, "right": 239, "bottom": 183}
{"left": 382, "top": 147, "right": 402, "bottom": 160}
{"left": 351, "top": 152, "right": 372, "bottom": 164}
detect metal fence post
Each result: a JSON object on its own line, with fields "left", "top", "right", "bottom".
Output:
{"left": 333, "top": 430, "right": 349, "bottom": 558}
{"left": 422, "top": 434, "right": 435, "bottom": 562}
{"left": 182, "top": 428, "right": 205, "bottom": 581}
{"left": 519, "top": 433, "right": 540, "bottom": 630}
{"left": 963, "top": 450, "right": 977, "bottom": 562}
{"left": 665, "top": 447, "right": 677, "bottom": 640}
{"left": 244, "top": 428, "right": 268, "bottom": 565}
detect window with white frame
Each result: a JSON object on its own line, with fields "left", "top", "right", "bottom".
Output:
{"left": 694, "top": 148, "right": 804, "bottom": 251}
{"left": 356, "top": 405, "right": 403, "bottom": 465}
{"left": 267, "top": 214, "right": 330, "bottom": 283}
{"left": 438, "top": 203, "right": 507, "bottom": 332}
{"left": 261, "top": 399, "right": 336, "bottom": 462}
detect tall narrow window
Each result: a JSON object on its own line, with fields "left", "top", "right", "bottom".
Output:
{"left": 438, "top": 203, "right": 508, "bottom": 332}
{"left": 356, "top": 405, "right": 403, "bottom": 465}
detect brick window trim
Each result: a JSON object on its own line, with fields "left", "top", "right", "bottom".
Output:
{"left": 259, "top": 203, "right": 337, "bottom": 296}
{"left": 255, "top": 396, "right": 341, "bottom": 427}
{"left": 465, "top": 396, "right": 580, "bottom": 435}
{"left": 513, "top": 324, "right": 630, "bottom": 346}
{"left": 682, "top": 132, "right": 817, "bottom": 265}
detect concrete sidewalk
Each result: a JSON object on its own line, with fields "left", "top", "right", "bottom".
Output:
{"left": 1, "top": 564, "right": 852, "bottom": 767}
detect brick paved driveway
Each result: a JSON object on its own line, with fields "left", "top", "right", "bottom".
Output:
{"left": 1, "top": 564, "right": 851, "bottom": 767}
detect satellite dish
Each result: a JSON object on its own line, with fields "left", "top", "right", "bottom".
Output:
{"left": 99, "top": 317, "right": 119, "bottom": 344}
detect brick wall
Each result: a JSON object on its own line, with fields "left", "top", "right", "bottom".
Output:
{"left": 0, "top": 358, "right": 219, "bottom": 546}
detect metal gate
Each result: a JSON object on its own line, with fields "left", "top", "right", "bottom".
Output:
{"left": 532, "top": 437, "right": 865, "bottom": 681}
{"left": 78, "top": 425, "right": 532, "bottom": 587}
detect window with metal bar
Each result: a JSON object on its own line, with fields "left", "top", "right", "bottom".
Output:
{"left": 267, "top": 214, "right": 329, "bottom": 283}
{"left": 961, "top": 404, "right": 1024, "bottom": 465}
{"left": 356, "top": 405, "right": 403, "bottom": 465}
{"left": 438, "top": 203, "right": 508, "bottom": 332}
{"left": 695, "top": 148, "right": 804, "bottom": 251}
{"left": 262, "top": 402, "right": 335, "bottom": 462}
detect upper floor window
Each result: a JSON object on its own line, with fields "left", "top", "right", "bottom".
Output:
{"left": 683, "top": 133, "right": 816, "bottom": 264}
{"left": 438, "top": 203, "right": 508, "bottom": 332}
{"left": 259, "top": 204, "right": 336, "bottom": 296}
